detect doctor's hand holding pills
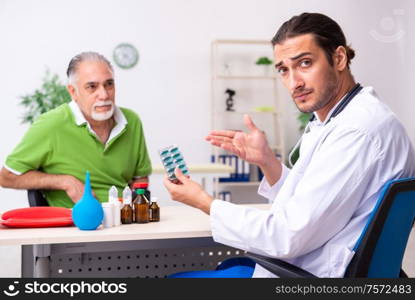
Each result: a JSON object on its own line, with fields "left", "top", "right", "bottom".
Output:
{"left": 163, "top": 167, "right": 213, "bottom": 214}
{"left": 164, "top": 114, "right": 284, "bottom": 214}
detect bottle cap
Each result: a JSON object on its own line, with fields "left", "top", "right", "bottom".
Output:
{"left": 136, "top": 188, "right": 146, "bottom": 195}
{"left": 151, "top": 197, "right": 158, "bottom": 203}
{"left": 133, "top": 182, "right": 149, "bottom": 189}
{"left": 108, "top": 186, "right": 118, "bottom": 204}
{"left": 122, "top": 186, "right": 132, "bottom": 204}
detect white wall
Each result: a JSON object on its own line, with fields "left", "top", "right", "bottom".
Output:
{"left": 0, "top": 0, "right": 414, "bottom": 211}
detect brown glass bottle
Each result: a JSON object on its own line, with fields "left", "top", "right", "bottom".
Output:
{"left": 149, "top": 198, "right": 160, "bottom": 222}
{"left": 134, "top": 188, "right": 149, "bottom": 223}
{"left": 121, "top": 203, "right": 133, "bottom": 224}
{"left": 132, "top": 182, "right": 151, "bottom": 205}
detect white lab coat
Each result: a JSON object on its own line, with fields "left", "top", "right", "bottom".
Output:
{"left": 210, "top": 87, "right": 415, "bottom": 277}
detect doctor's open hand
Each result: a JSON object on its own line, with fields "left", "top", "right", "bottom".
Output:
{"left": 163, "top": 168, "right": 213, "bottom": 215}
{"left": 206, "top": 114, "right": 283, "bottom": 186}
{"left": 206, "top": 114, "right": 275, "bottom": 168}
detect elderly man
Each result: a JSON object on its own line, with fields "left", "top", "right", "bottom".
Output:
{"left": 164, "top": 13, "right": 415, "bottom": 278}
{"left": 0, "top": 52, "right": 151, "bottom": 207}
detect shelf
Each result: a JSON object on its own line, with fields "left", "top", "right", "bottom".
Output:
{"left": 214, "top": 75, "right": 276, "bottom": 80}
{"left": 211, "top": 38, "right": 286, "bottom": 175}
{"left": 218, "top": 181, "right": 261, "bottom": 187}
{"left": 216, "top": 111, "right": 278, "bottom": 115}
{"left": 212, "top": 39, "right": 272, "bottom": 45}
{"left": 270, "top": 145, "right": 283, "bottom": 151}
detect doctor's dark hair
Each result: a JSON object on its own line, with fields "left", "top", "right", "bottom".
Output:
{"left": 271, "top": 13, "right": 355, "bottom": 68}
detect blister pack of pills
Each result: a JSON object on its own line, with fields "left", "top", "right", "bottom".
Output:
{"left": 159, "top": 145, "right": 189, "bottom": 181}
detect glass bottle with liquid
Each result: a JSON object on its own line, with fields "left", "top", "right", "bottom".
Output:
{"left": 149, "top": 197, "right": 160, "bottom": 222}
{"left": 134, "top": 188, "right": 149, "bottom": 223}
{"left": 121, "top": 196, "right": 133, "bottom": 224}
{"left": 132, "top": 182, "right": 151, "bottom": 204}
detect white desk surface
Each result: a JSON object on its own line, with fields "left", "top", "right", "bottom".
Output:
{"left": 0, "top": 204, "right": 269, "bottom": 246}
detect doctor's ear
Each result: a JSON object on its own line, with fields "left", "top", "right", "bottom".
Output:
{"left": 333, "top": 46, "right": 348, "bottom": 72}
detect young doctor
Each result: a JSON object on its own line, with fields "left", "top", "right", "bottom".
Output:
{"left": 164, "top": 13, "right": 415, "bottom": 277}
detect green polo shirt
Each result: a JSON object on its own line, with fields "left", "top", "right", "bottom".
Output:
{"left": 5, "top": 102, "right": 152, "bottom": 208}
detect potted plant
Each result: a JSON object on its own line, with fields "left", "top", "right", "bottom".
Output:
{"left": 19, "top": 70, "right": 71, "bottom": 124}
{"left": 255, "top": 56, "right": 273, "bottom": 76}
{"left": 289, "top": 112, "right": 312, "bottom": 165}
{"left": 297, "top": 112, "right": 311, "bottom": 131}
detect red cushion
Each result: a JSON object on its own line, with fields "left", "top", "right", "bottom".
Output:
{"left": 1, "top": 207, "right": 73, "bottom": 228}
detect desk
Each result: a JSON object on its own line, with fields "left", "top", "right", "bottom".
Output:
{"left": 0, "top": 204, "right": 268, "bottom": 278}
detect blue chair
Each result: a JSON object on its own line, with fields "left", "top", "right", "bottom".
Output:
{"left": 168, "top": 257, "right": 256, "bottom": 278}
{"left": 247, "top": 178, "right": 415, "bottom": 277}
{"left": 170, "top": 178, "right": 415, "bottom": 278}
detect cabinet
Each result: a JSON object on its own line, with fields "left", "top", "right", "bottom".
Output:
{"left": 210, "top": 39, "right": 285, "bottom": 202}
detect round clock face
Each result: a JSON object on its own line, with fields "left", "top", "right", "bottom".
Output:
{"left": 113, "top": 43, "right": 139, "bottom": 69}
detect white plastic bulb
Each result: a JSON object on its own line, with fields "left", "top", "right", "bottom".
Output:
{"left": 122, "top": 186, "right": 132, "bottom": 204}
{"left": 109, "top": 185, "right": 118, "bottom": 204}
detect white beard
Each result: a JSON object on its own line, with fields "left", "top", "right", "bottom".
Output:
{"left": 91, "top": 101, "right": 115, "bottom": 121}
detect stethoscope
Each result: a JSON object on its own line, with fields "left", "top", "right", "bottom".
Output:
{"left": 288, "top": 83, "right": 363, "bottom": 168}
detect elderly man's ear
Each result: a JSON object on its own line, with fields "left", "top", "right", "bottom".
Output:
{"left": 67, "top": 85, "right": 77, "bottom": 100}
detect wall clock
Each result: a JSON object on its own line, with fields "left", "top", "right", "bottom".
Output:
{"left": 113, "top": 43, "right": 139, "bottom": 69}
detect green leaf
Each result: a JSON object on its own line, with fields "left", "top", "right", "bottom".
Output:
{"left": 297, "top": 112, "right": 312, "bottom": 131}
{"left": 19, "top": 70, "right": 71, "bottom": 124}
{"left": 255, "top": 56, "right": 273, "bottom": 65}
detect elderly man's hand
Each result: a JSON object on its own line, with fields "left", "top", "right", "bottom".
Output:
{"left": 62, "top": 175, "right": 97, "bottom": 203}
{"left": 62, "top": 175, "right": 85, "bottom": 203}
{"left": 164, "top": 168, "right": 213, "bottom": 214}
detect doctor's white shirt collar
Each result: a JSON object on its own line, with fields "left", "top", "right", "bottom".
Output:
{"left": 309, "top": 91, "right": 349, "bottom": 130}
{"left": 68, "top": 100, "right": 128, "bottom": 146}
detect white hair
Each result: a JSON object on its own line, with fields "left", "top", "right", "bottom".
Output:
{"left": 67, "top": 51, "right": 113, "bottom": 86}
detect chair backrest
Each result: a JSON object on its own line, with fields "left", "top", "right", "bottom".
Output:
{"left": 345, "top": 178, "right": 415, "bottom": 277}
{"left": 27, "top": 190, "right": 49, "bottom": 207}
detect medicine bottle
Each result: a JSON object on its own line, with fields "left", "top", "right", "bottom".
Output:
{"left": 121, "top": 195, "right": 133, "bottom": 224}
{"left": 134, "top": 188, "right": 149, "bottom": 223}
{"left": 133, "top": 182, "right": 151, "bottom": 205}
{"left": 149, "top": 197, "right": 160, "bottom": 222}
